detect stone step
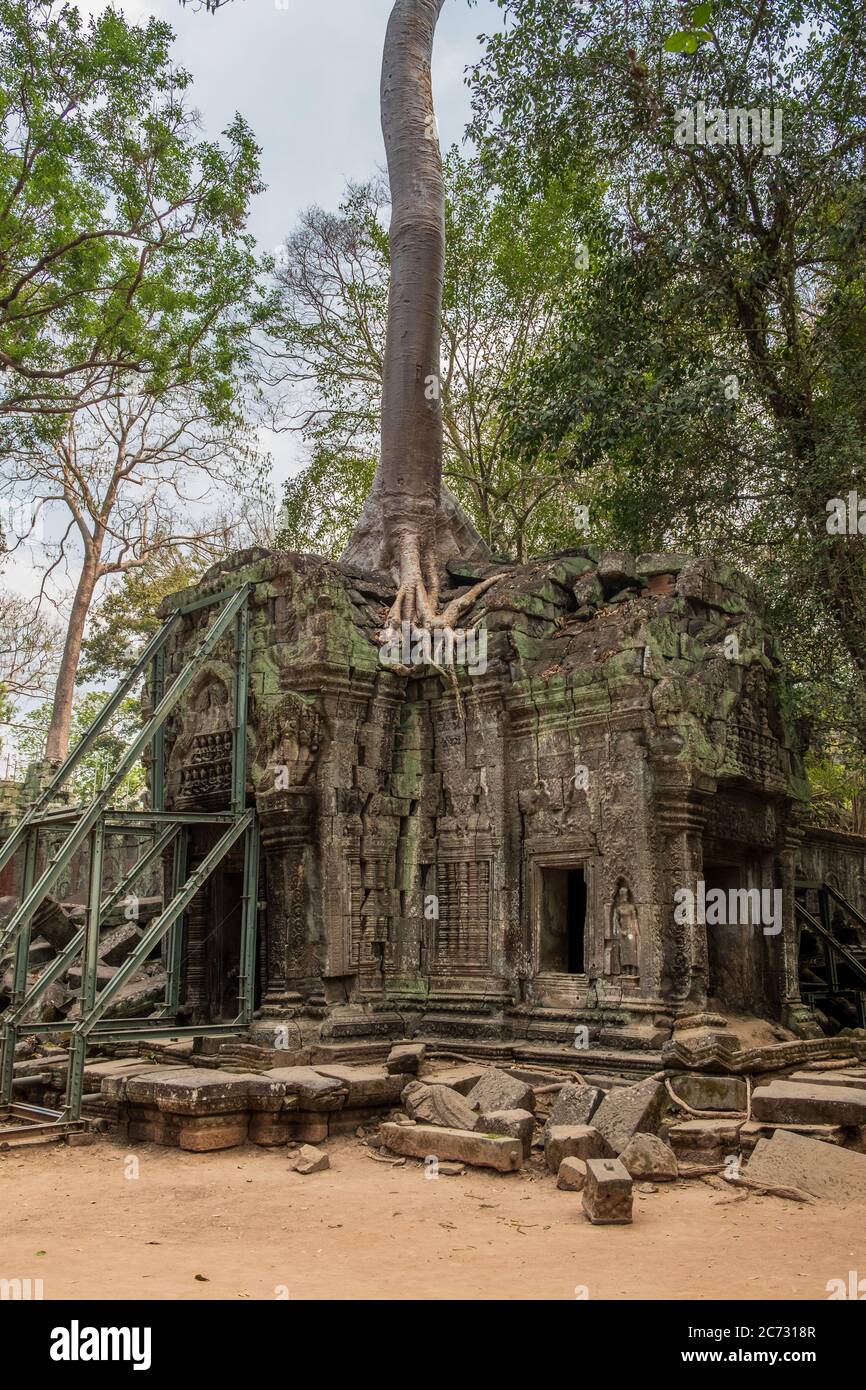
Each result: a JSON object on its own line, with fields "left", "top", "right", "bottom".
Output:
{"left": 665, "top": 1118, "right": 743, "bottom": 1164}
{"left": 738, "top": 1120, "right": 854, "bottom": 1156}
{"left": 752, "top": 1079, "right": 866, "bottom": 1127}
{"left": 787, "top": 1069, "right": 866, "bottom": 1091}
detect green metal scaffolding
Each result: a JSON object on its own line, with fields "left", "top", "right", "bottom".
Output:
{"left": 0, "top": 583, "right": 260, "bottom": 1129}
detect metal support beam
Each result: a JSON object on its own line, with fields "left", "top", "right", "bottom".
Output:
{"left": 162, "top": 827, "right": 188, "bottom": 1016}
{"left": 232, "top": 600, "right": 250, "bottom": 814}
{"left": 151, "top": 644, "right": 167, "bottom": 814}
{"left": 235, "top": 817, "right": 260, "bottom": 1026}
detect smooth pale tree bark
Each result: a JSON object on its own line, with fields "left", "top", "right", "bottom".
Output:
{"left": 341, "top": 0, "right": 496, "bottom": 628}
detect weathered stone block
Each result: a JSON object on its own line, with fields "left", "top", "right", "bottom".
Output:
{"left": 476, "top": 1109, "right": 535, "bottom": 1158}
{"left": 669, "top": 1073, "right": 747, "bottom": 1112}
{"left": 751, "top": 1080, "right": 866, "bottom": 1128}
{"left": 428, "top": 1061, "right": 489, "bottom": 1095}
{"left": 402, "top": 1081, "right": 478, "bottom": 1130}
{"left": 466, "top": 1068, "right": 535, "bottom": 1115}
{"left": 150, "top": 1070, "right": 259, "bottom": 1116}
{"left": 378, "top": 1122, "right": 522, "bottom": 1172}
{"left": 263, "top": 1066, "right": 347, "bottom": 1111}
{"left": 666, "top": 1118, "right": 743, "bottom": 1164}
{"left": 592, "top": 1077, "right": 666, "bottom": 1155}
{"left": 544, "top": 1124, "right": 610, "bottom": 1172}
{"left": 557, "top": 1157, "right": 587, "bottom": 1191}
{"left": 249, "top": 1111, "right": 293, "bottom": 1146}
{"left": 546, "top": 1082, "right": 603, "bottom": 1129}
{"left": 177, "top": 1113, "right": 249, "bottom": 1153}
{"left": 387, "top": 1042, "right": 426, "bottom": 1074}
{"left": 582, "top": 1157, "right": 633, "bottom": 1224}
{"left": 619, "top": 1132, "right": 678, "bottom": 1181}
{"left": 287, "top": 1143, "right": 330, "bottom": 1174}
{"left": 743, "top": 1129, "right": 866, "bottom": 1202}
{"left": 313, "top": 1064, "right": 406, "bottom": 1108}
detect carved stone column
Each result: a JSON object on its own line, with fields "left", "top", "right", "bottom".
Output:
{"left": 257, "top": 788, "right": 315, "bottom": 1015}
{"left": 778, "top": 819, "right": 821, "bottom": 1034}
{"left": 655, "top": 786, "right": 710, "bottom": 1010}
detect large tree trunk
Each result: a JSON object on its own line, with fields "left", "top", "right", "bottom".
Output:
{"left": 45, "top": 553, "right": 99, "bottom": 765}
{"left": 342, "top": 0, "right": 493, "bottom": 628}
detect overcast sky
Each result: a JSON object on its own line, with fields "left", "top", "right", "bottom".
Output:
{"left": 80, "top": 0, "right": 505, "bottom": 259}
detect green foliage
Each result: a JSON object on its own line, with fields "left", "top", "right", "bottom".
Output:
{"left": 469, "top": 0, "right": 866, "bottom": 784}
{"left": 0, "top": 0, "right": 266, "bottom": 434}
{"left": 276, "top": 449, "right": 377, "bottom": 560}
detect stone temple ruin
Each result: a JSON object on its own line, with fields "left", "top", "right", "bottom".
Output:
{"left": 3, "top": 543, "right": 866, "bottom": 1204}
{"left": 148, "top": 543, "right": 865, "bottom": 1051}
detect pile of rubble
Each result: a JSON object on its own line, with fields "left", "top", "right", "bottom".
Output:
{"left": 0, "top": 893, "right": 165, "bottom": 1024}
{"left": 372, "top": 1049, "right": 866, "bottom": 1223}
{"left": 13, "top": 1038, "right": 866, "bottom": 1218}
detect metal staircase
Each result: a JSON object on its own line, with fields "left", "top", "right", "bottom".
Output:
{"left": 795, "top": 881, "right": 866, "bottom": 1031}
{"left": 0, "top": 583, "right": 259, "bottom": 1135}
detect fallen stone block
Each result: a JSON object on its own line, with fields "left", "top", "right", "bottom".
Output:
{"left": 425, "top": 1065, "right": 486, "bottom": 1094}
{"left": 557, "top": 1157, "right": 587, "bottom": 1191}
{"left": 402, "top": 1080, "right": 478, "bottom": 1130}
{"left": 738, "top": 1121, "right": 851, "bottom": 1156}
{"left": 666, "top": 1118, "right": 743, "bottom": 1165}
{"left": 592, "top": 1077, "right": 666, "bottom": 1155}
{"left": 387, "top": 1043, "right": 426, "bottom": 1075}
{"left": 466, "top": 1067, "right": 535, "bottom": 1115}
{"left": 476, "top": 1108, "right": 535, "bottom": 1159}
{"left": 546, "top": 1082, "right": 603, "bottom": 1129}
{"left": 288, "top": 1143, "right": 330, "bottom": 1174}
{"left": 582, "top": 1157, "right": 633, "bottom": 1224}
{"left": 743, "top": 1129, "right": 866, "bottom": 1202}
{"left": 619, "top": 1132, "right": 678, "bottom": 1181}
{"left": 378, "top": 1122, "right": 522, "bottom": 1173}
{"left": 668, "top": 1072, "right": 747, "bottom": 1112}
{"left": 752, "top": 1080, "right": 866, "bottom": 1128}
{"left": 788, "top": 1070, "right": 866, "bottom": 1092}
{"left": 98, "top": 921, "right": 143, "bottom": 967}
{"left": 544, "top": 1124, "right": 610, "bottom": 1173}
{"left": 313, "top": 1064, "right": 407, "bottom": 1109}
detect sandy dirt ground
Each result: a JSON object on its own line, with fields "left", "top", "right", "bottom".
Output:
{"left": 1, "top": 1134, "right": 863, "bottom": 1301}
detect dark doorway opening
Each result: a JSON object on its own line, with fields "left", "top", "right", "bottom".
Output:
{"left": 539, "top": 866, "right": 587, "bottom": 974}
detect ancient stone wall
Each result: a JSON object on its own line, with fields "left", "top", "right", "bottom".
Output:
{"left": 157, "top": 545, "right": 820, "bottom": 1043}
